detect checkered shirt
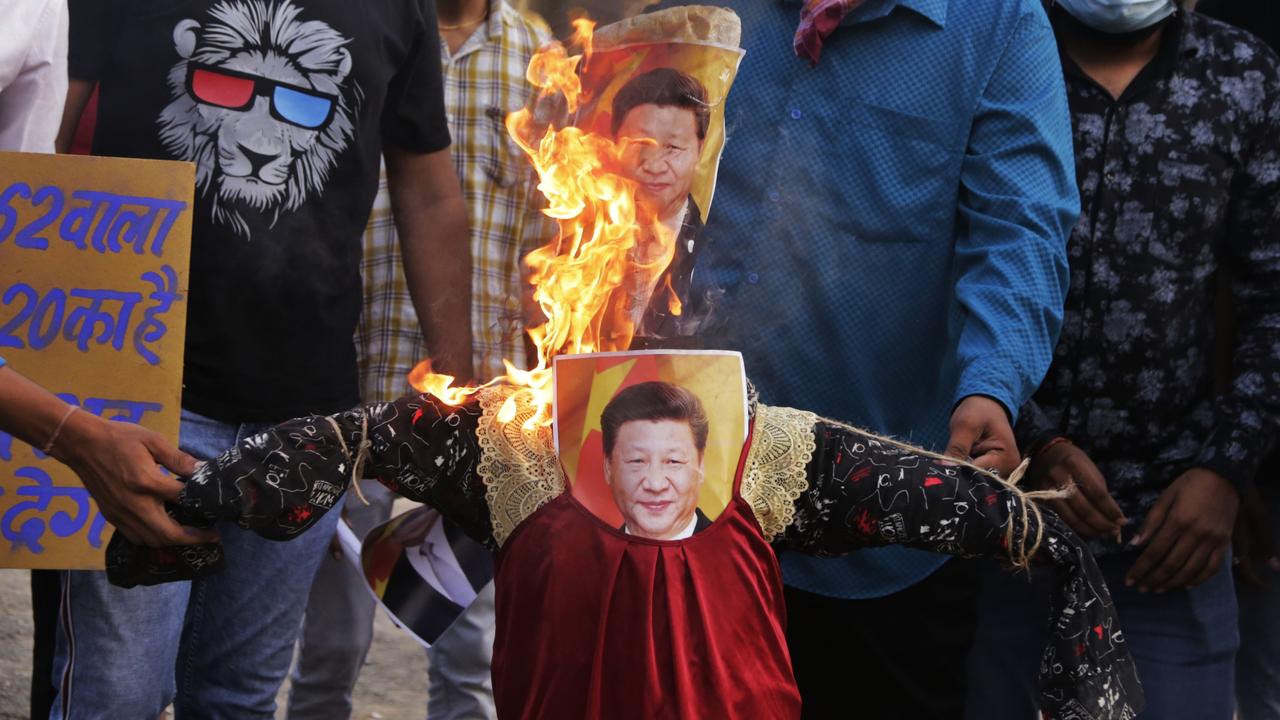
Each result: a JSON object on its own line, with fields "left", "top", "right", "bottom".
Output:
{"left": 357, "top": 0, "right": 552, "bottom": 403}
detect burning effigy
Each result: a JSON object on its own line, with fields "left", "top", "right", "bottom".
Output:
{"left": 104, "top": 6, "right": 1142, "bottom": 719}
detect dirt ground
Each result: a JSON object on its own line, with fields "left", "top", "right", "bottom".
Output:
{"left": 0, "top": 562, "right": 430, "bottom": 720}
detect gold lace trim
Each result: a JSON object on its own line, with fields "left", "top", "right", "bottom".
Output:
{"left": 741, "top": 404, "right": 817, "bottom": 542}
{"left": 475, "top": 385, "right": 564, "bottom": 547}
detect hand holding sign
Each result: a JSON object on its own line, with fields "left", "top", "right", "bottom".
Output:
{"left": 0, "top": 365, "right": 216, "bottom": 547}
{"left": 0, "top": 151, "right": 194, "bottom": 568}
{"left": 54, "top": 410, "right": 216, "bottom": 547}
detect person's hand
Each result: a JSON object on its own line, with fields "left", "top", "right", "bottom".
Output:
{"left": 1232, "top": 484, "right": 1280, "bottom": 588}
{"left": 946, "top": 395, "right": 1020, "bottom": 476}
{"left": 1126, "top": 468, "right": 1239, "bottom": 593}
{"left": 52, "top": 413, "right": 219, "bottom": 547}
{"left": 1028, "top": 440, "right": 1125, "bottom": 540}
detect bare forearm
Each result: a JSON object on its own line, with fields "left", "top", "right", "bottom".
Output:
{"left": 0, "top": 366, "right": 112, "bottom": 472}
{"left": 0, "top": 366, "right": 74, "bottom": 450}
{"left": 403, "top": 197, "right": 473, "bottom": 376}
{"left": 385, "top": 146, "right": 475, "bottom": 379}
{"left": 56, "top": 78, "right": 95, "bottom": 154}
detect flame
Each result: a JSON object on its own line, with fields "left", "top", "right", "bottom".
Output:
{"left": 664, "top": 275, "right": 683, "bottom": 317}
{"left": 407, "top": 360, "right": 484, "bottom": 406}
{"left": 410, "top": 18, "right": 673, "bottom": 426}
{"left": 569, "top": 17, "right": 595, "bottom": 77}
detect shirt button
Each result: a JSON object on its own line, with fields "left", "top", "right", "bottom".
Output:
{"left": 747, "top": 272, "right": 760, "bottom": 285}
{"left": 767, "top": 190, "right": 781, "bottom": 202}
{"left": 789, "top": 107, "right": 803, "bottom": 120}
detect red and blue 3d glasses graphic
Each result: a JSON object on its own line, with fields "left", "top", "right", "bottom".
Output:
{"left": 186, "top": 63, "right": 337, "bottom": 130}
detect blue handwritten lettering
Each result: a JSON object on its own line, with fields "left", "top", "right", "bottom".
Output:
{"left": 63, "top": 288, "right": 143, "bottom": 352}
{"left": 0, "top": 268, "right": 178, "bottom": 363}
{"left": 28, "top": 288, "right": 66, "bottom": 350}
{"left": 0, "top": 183, "right": 187, "bottom": 258}
{"left": 2, "top": 466, "right": 106, "bottom": 554}
{"left": 0, "top": 283, "right": 35, "bottom": 349}
{"left": 0, "top": 182, "right": 31, "bottom": 244}
{"left": 80, "top": 398, "right": 164, "bottom": 424}
{"left": 134, "top": 265, "right": 181, "bottom": 366}
{"left": 13, "top": 185, "right": 65, "bottom": 251}
{"left": 82, "top": 191, "right": 185, "bottom": 257}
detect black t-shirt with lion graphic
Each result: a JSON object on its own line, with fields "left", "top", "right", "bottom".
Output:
{"left": 69, "top": 0, "right": 452, "bottom": 423}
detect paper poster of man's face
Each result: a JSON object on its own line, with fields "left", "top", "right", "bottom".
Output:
{"left": 554, "top": 351, "right": 747, "bottom": 540}
{"left": 577, "top": 41, "right": 742, "bottom": 224}
{"left": 601, "top": 381, "right": 709, "bottom": 539}
{"left": 610, "top": 68, "right": 708, "bottom": 226}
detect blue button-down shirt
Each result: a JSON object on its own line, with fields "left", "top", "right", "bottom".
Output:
{"left": 685, "top": 0, "right": 1078, "bottom": 598}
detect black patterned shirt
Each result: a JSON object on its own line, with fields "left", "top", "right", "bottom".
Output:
{"left": 1018, "top": 10, "right": 1280, "bottom": 532}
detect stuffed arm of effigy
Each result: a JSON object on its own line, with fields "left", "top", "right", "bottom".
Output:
{"left": 103, "top": 387, "right": 1144, "bottom": 719}
{"left": 104, "top": 390, "right": 497, "bottom": 588}
{"left": 741, "top": 404, "right": 1145, "bottom": 720}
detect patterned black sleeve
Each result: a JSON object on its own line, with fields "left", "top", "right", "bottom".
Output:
{"left": 105, "top": 393, "right": 491, "bottom": 588}
{"left": 1193, "top": 53, "right": 1280, "bottom": 488}
{"left": 776, "top": 421, "right": 1145, "bottom": 720}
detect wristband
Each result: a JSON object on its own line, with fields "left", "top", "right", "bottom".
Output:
{"left": 43, "top": 405, "right": 80, "bottom": 454}
{"left": 1035, "top": 436, "right": 1071, "bottom": 458}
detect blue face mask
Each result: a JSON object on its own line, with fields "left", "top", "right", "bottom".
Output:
{"left": 1056, "top": 0, "right": 1176, "bottom": 34}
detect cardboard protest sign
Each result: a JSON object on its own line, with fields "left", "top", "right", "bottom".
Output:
{"left": 0, "top": 151, "right": 194, "bottom": 569}
{"left": 553, "top": 350, "right": 747, "bottom": 533}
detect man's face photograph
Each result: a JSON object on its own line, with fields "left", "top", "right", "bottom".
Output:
{"left": 616, "top": 103, "right": 703, "bottom": 224}
{"left": 554, "top": 352, "right": 748, "bottom": 540}
{"left": 605, "top": 417, "right": 706, "bottom": 540}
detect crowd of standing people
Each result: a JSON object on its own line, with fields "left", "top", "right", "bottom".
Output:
{"left": 0, "top": 0, "right": 1277, "bottom": 717}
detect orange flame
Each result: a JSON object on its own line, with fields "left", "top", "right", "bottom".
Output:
{"left": 406, "top": 360, "right": 481, "bottom": 407}
{"left": 410, "top": 18, "right": 672, "bottom": 426}
{"left": 663, "top": 275, "right": 684, "bottom": 317}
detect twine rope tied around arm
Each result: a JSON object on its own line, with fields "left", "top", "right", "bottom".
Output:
{"left": 323, "top": 410, "right": 373, "bottom": 506}
{"left": 818, "top": 416, "right": 1070, "bottom": 571}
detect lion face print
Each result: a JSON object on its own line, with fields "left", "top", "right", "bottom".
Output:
{"left": 157, "top": 0, "right": 363, "bottom": 238}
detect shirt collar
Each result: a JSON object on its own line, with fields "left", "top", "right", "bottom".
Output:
{"left": 623, "top": 512, "right": 700, "bottom": 540}
{"left": 441, "top": 0, "right": 507, "bottom": 62}
{"left": 892, "top": 0, "right": 948, "bottom": 28}
{"left": 484, "top": 0, "right": 506, "bottom": 41}
{"left": 1056, "top": 10, "right": 1191, "bottom": 102}
{"left": 781, "top": 0, "right": 948, "bottom": 29}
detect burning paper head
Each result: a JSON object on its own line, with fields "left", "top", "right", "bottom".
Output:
{"left": 411, "top": 7, "right": 743, "bottom": 426}
{"left": 611, "top": 68, "right": 709, "bottom": 226}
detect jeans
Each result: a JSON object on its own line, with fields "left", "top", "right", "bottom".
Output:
{"left": 52, "top": 409, "right": 343, "bottom": 719}
{"left": 966, "top": 550, "right": 1239, "bottom": 720}
{"left": 1237, "top": 486, "right": 1280, "bottom": 720}
{"left": 287, "top": 480, "right": 395, "bottom": 720}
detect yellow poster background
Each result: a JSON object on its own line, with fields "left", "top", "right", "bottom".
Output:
{"left": 577, "top": 42, "right": 744, "bottom": 222}
{"left": 553, "top": 351, "right": 747, "bottom": 524}
{"left": 0, "top": 151, "right": 194, "bottom": 569}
